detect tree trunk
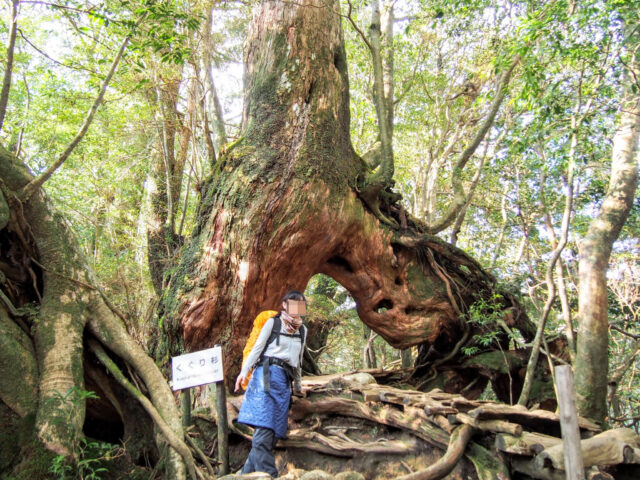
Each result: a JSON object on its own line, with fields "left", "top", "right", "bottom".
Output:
{"left": 163, "top": 0, "right": 534, "bottom": 397}
{"left": 146, "top": 67, "right": 188, "bottom": 295}
{"left": 574, "top": 25, "right": 640, "bottom": 424}
{"left": 0, "top": 145, "right": 190, "bottom": 478}
{"left": 0, "top": 0, "right": 19, "bottom": 133}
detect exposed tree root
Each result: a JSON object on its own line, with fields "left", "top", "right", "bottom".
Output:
{"left": 87, "top": 339, "right": 197, "bottom": 480}
{"left": 186, "top": 433, "right": 217, "bottom": 478}
{"left": 208, "top": 373, "right": 640, "bottom": 479}
{"left": 394, "top": 424, "right": 474, "bottom": 480}
{"left": 87, "top": 300, "right": 188, "bottom": 479}
{"left": 1, "top": 145, "right": 190, "bottom": 478}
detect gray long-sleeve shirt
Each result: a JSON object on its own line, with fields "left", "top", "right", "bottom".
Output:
{"left": 240, "top": 316, "right": 306, "bottom": 379}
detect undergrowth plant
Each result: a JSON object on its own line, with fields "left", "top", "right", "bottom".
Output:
{"left": 47, "top": 387, "right": 116, "bottom": 480}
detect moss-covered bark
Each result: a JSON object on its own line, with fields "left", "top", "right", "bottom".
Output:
{"left": 162, "top": 0, "right": 534, "bottom": 399}
{"left": 0, "top": 144, "right": 190, "bottom": 478}
{"left": 574, "top": 24, "right": 640, "bottom": 424}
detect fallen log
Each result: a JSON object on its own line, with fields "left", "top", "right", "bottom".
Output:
{"left": 290, "top": 396, "right": 450, "bottom": 448}
{"left": 448, "top": 413, "right": 522, "bottom": 436}
{"left": 495, "top": 432, "right": 561, "bottom": 456}
{"left": 535, "top": 428, "right": 640, "bottom": 470}
{"left": 467, "top": 404, "right": 601, "bottom": 433}
{"left": 281, "top": 431, "right": 421, "bottom": 457}
{"left": 510, "top": 457, "right": 565, "bottom": 480}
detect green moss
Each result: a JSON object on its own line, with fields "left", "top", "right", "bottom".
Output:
{"left": 0, "top": 403, "right": 21, "bottom": 473}
{"left": 466, "top": 441, "right": 509, "bottom": 477}
{"left": 406, "top": 263, "right": 444, "bottom": 299}
{"left": 462, "top": 350, "right": 523, "bottom": 374}
{"left": 1, "top": 414, "right": 56, "bottom": 480}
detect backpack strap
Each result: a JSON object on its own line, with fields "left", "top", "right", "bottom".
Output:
{"left": 268, "top": 314, "right": 282, "bottom": 347}
{"left": 258, "top": 316, "right": 306, "bottom": 394}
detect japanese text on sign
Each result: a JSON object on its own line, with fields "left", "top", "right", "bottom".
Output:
{"left": 171, "top": 346, "right": 223, "bottom": 390}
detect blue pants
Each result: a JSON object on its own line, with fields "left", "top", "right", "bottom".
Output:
{"left": 241, "top": 427, "right": 278, "bottom": 477}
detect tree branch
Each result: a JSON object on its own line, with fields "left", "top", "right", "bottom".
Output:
{"left": 427, "top": 55, "right": 520, "bottom": 234}
{"left": 17, "top": 28, "right": 101, "bottom": 76}
{"left": 518, "top": 138, "right": 574, "bottom": 406}
{"left": 20, "top": 35, "right": 130, "bottom": 200}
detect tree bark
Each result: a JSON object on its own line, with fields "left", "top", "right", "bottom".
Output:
{"left": 146, "top": 65, "right": 188, "bottom": 295}
{"left": 163, "top": 0, "right": 533, "bottom": 397}
{"left": 0, "top": 145, "right": 189, "bottom": 478}
{"left": 0, "top": 0, "right": 19, "bottom": 133}
{"left": 574, "top": 24, "right": 640, "bottom": 423}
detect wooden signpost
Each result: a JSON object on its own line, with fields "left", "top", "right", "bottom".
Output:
{"left": 171, "top": 345, "right": 229, "bottom": 475}
{"left": 554, "top": 365, "right": 585, "bottom": 480}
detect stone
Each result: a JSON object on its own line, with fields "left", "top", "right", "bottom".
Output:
{"left": 300, "top": 470, "right": 334, "bottom": 480}
{"left": 343, "top": 373, "right": 377, "bottom": 386}
{"left": 335, "top": 472, "right": 365, "bottom": 480}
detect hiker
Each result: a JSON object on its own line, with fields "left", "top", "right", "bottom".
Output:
{"left": 234, "top": 290, "right": 308, "bottom": 477}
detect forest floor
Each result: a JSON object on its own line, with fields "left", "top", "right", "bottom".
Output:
{"left": 184, "top": 371, "right": 640, "bottom": 480}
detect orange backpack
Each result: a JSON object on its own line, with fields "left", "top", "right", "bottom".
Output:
{"left": 241, "top": 310, "right": 278, "bottom": 389}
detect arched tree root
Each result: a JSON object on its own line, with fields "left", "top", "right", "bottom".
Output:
{"left": 394, "top": 424, "right": 474, "bottom": 480}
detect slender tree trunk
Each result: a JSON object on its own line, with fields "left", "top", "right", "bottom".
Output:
{"left": 0, "top": 0, "right": 19, "bottom": 133}
{"left": 574, "top": 26, "right": 640, "bottom": 423}
{"left": 363, "top": 325, "right": 377, "bottom": 369}
{"left": 146, "top": 66, "right": 187, "bottom": 295}
{"left": 201, "top": 2, "right": 227, "bottom": 149}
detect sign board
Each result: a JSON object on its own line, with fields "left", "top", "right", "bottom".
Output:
{"left": 171, "top": 346, "right": 223, "bottom": 391}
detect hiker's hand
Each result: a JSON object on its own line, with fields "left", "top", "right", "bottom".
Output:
{"left": 234, "top": 374, "right": 246, "bottom": 393}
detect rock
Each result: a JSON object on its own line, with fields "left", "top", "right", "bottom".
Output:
{"left": 218, "top": 472, "right": 272, "bottom": 480}
{"left": 335, "top": 472, "right": 365, "bottom": 480}
{"left": 277, "top": 468, "right": 307, "bottom": 479}
{"left": 343, "top": 373, "right": 377, "bottom": 386}
{"left": 300, "top": 470, "right": 334, "bottom": 480}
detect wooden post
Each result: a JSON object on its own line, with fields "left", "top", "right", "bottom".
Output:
{"left": 215, "top": 345, "right": 229, "bottom": 475}
{"left": 555, "top": 365, "right": 585, "bottom": 480}
{"left": 181, "top": 388, "right": 191, "bottom": 428}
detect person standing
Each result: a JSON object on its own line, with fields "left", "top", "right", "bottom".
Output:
{"left": 234, "top": 290, "right": 307, "bottom": 477}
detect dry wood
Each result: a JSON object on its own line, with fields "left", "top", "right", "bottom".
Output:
{"left": 281, "top": 430, "right": 420, "bottom": 457}
{"left": 495, "top": 432, "right": 561, "bottom": 456}
{"left": 467, "top": 404, "right": 601, "bottom": 432}
{"left": 431, "top": 414, "right": 455, "bottom": 434}
{"left": 394, "top": 425, "right": 474, "bottom": 480}
{"left": 448, "top": 412, "right": 522, "bottom": 436}
{"left": 554, "top": 364, "right": 584, "bottom": 480}
{"left": 535, "top": 428, "right": 640, "bottom": 470}
{"left": 290, "top": 397, "right": 450, "bottom": 448}
{"left": 586, "top": 468, "right": 615, "bottom": 480}
{"left": 227, "top": 380, "right": 640, "bottom": 479}
{"left": 423, "top": 400, "right": 459, "bottom": 416}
